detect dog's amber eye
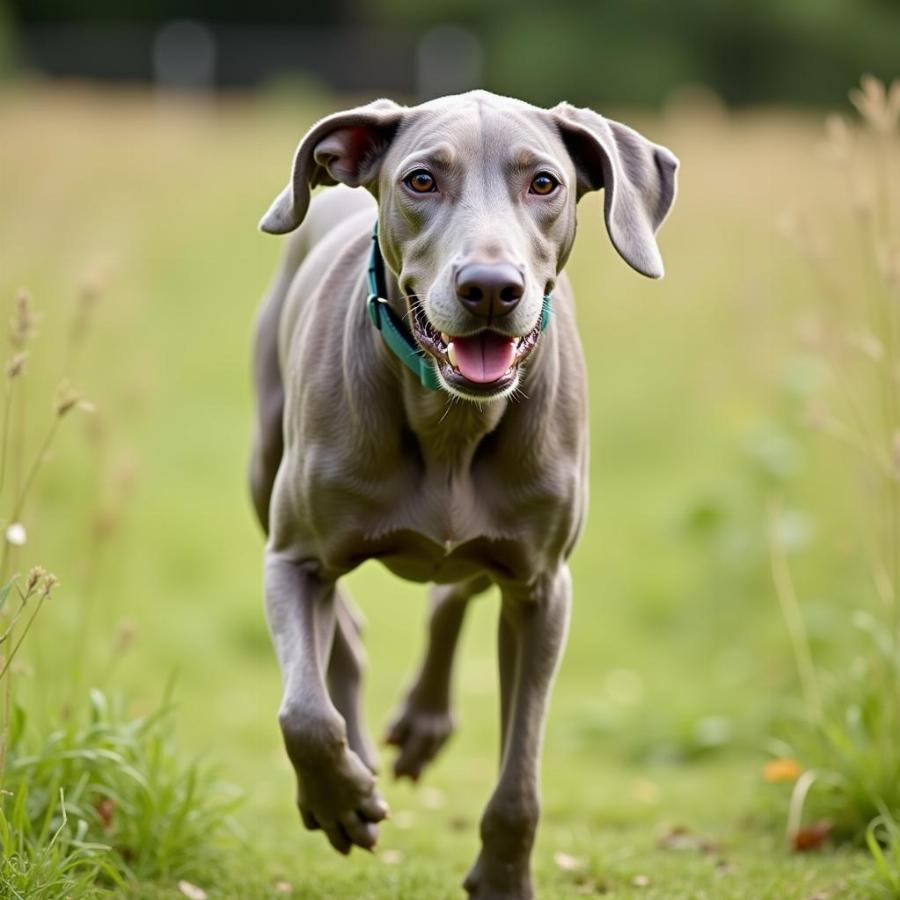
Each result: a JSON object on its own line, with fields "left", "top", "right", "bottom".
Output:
{"left": 405, "top": 170, "right": 437, "bottom": 193}
{"left": 530, "top": 173, "right": 559, "bottom": 195}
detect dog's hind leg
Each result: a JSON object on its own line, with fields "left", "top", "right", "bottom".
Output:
{"left": 385, "top": 574, "right": 491, "bottom": 780}
{"left": 327, "top": 589, "right": 378, "bottom": 774}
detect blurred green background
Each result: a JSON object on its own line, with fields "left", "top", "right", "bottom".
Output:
{"left": 1, "top": 0, "right": 899, "bottom": 106}
{"left": 0, "top": 1, "right": 897, "bottom": 897}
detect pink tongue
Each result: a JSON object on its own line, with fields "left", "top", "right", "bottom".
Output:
{"left": 453, "top": 332, "right": 516, "bottom": 384}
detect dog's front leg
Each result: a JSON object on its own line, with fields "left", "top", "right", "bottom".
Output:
{"left": 265, "top": 550, "right": 389, "bottom": 854}
{"left": 464, "top": 567, "right": 572, "bottom": 900}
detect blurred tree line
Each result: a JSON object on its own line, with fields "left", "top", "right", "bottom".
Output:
{"left": 377, "top": 0, "right": 899, "bottom": 107}
{"left": 4, "top": 0, "right": 899, "bottom": 107}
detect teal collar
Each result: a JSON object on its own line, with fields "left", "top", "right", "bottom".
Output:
{"left": 366, "top": 223, "right": 552, "bottom": 391}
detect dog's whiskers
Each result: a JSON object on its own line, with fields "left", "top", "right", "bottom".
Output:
{"left": 398, "top": 293, "right": 448, "bottom": 340}
{"left": 437, "top": 395, "right": 455, "bottom": 425}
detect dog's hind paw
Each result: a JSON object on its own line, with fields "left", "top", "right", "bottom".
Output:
{"left": 384, "top": 695, "right": 456, "bottom": 781}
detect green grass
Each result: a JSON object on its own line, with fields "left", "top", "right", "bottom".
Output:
{"left": 1, "top": 687, "right": 241, "bottom": 897}
{"left": 0, "top": 85, "right": 888, "bottom": 897}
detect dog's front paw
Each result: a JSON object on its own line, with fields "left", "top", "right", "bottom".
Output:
{"left": 463, "top": 852, "right": 534, "bottom": 900}
{"left": 384, "top": 693, "right": 456, "bottom": 781}
{"left": 280, "top": 709, "right": 389, "bottom": 854}
{"left": 293, "top": 744, "right": 390, "bottom": 854}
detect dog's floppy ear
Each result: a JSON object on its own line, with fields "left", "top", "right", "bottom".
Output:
{"left": 552, "top": 103, "right": 678, "bottom": 278}
{"left": 260, "top": 98, "right": 405, "bottom": 235}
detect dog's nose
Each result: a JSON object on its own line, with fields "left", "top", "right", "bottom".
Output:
{"left": 455, "top": 263, "right": 524, "bottom": 320}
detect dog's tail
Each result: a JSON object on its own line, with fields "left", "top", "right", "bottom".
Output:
{"left": 248, "top": 228, "right": 308, "bottom": 533}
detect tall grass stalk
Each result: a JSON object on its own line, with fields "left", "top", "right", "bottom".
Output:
{"left": 0, "top": 291, "right": 90, "bottom": 774}
{"left": 767, "top": 502, "right": 822, "bottom": 722}
{"left": 0, "top": 288, "right": 243, "bottom": 896}
{"left": 769, "top": 77, "right": 900, "bottom": 888}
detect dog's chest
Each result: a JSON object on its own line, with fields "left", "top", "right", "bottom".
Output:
{"left": 408, "top": 466, "right": 486, "bottom": 543}
{"left": 296, "top": 404, "right": 579, "bottom": 585}
{"left": 361, "top": 470, "right": 519, "bottom": 581}
{"left": 310, "top": 461, "right": 546, "bottom": 584}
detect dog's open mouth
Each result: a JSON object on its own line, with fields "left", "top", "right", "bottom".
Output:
{"left": 409, "top": 298, "right": 541, "bottom": 396}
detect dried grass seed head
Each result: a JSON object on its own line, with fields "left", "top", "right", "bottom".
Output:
{"left": 55, "top": 382, "right": 95, "bottom": 418}
{"left": 5, "top": 352, "right": 27, "bottom": 379}
{"left": 10, "top": 289, "right": 38, "bottom": 349}
{"left": 25, "top": 565, "right": 46, "bottom": 594}
{"left": 41, "top": 572, "right": 59, "bottom": 597}
{"left": 849, "top": 75, "right": 900, "bottom": 135}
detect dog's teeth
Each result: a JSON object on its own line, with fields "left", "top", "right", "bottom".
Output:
{"left": 441, "top": 332, "right": 450, "bottom": 345}
{"left": 447, "top": 341, "right": 458, "bottom": 368}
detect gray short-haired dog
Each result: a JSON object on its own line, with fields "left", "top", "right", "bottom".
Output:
{"left": 250, "top": 91, "right": 677, "bottom": 899}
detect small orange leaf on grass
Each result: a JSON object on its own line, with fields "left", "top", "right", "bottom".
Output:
{"left": 790, "top": 819, "right": 833, "bottom": 852}
{"left": 763, "top": 757, "right": 803, "bottom": 783}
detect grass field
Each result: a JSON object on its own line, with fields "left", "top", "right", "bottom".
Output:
{"left": 0, "top": 84, "right": 889, "bottom": 897}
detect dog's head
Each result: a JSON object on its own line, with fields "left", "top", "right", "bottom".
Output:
{"left": 261, "top": 91, "right": 678, "bottom": 401}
